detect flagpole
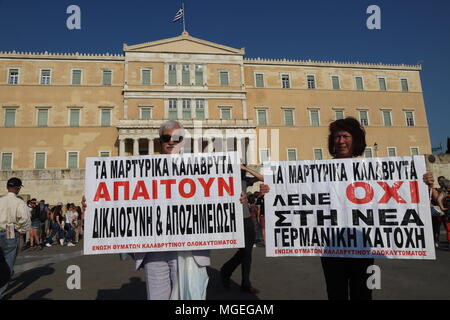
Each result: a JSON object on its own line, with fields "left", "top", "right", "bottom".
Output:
{"left": 182, "top": 1, "right": 186, "bottom": 33}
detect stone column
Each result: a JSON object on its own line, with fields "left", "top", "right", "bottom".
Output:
{"left": 119, "top": 138, "right": 126, "bottom": 156}
{"left": 236, "top": 137, "right": 243, "bottom": 162}
{"left": 248, "top": 138, "right": 257, "bottom": 165}
{"left": 148, "top": 138, "right": 154, "bottom": 155}
{"left": 193, "top": 138, "right": 199, "bottom": 153}
{"left": 207, "top": 137, "right": 214, "bottom": 153}
{"left": 133, "top": 138, "right": 139, "bottom": 156}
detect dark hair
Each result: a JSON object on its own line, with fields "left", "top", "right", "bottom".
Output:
{"left": 438, "top": 176, "right": 446, "bottom": 180}
{"left": 328, "top": 117, "right": 366, "bottom": 157}
{"left": 53, "top": 205, "right": 62, "bottom": 216}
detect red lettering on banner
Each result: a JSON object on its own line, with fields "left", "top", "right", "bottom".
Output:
{"left": 409, "top": 181, "right": 420, "bottom": 203}
{"left": 93, "top": 182, "right": 111, "bottom": 201}
{"left": 160, "top": 179, "right": 176, "bottom": 199}
{"left": 377, "top": 181, "right": 407, "bottom": 203}
{"left": 114, "top": 181, "right": 130, "bottom": 201}
{"left": 218, "top": 177, "right": 234, "bottom": 196}
{"left": 179, "top": 179, "right": 196, "bottom": 198}
{"left": 132, "top": 180, "right": 150, "bottom": 200}
{"left": 152, "top": 180, "right": 158, "bottom": 199}
{"left": 346, "top": 182, "right": 374, "bottom": 204}
{"left": 198, "top": 178, "right": 215, "bottom": 197}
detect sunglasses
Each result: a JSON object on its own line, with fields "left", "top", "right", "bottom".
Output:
{"left": 160, "top": 134, "right": 184, "bottom": 143}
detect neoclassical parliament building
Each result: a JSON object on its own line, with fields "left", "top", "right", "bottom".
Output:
{"left": 0, "top": 32, "right": 432, "bottom": 200}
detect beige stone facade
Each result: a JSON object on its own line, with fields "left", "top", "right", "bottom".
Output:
{"left": 0, "top": 33, "right": 432, "bottom": 201}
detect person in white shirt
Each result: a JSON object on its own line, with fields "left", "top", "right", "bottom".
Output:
{"left": 64, "top": 204, "right": 78, "bottom": 247}
{"left": 0, "top": 177, "right": 31, "bottom": 298}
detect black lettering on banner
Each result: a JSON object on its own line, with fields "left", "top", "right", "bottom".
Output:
{"left": 352, "top": 209, "right": 374, "bottom": 226}
{"left": 156, "top": 206, "right": 162, "bottom": 236}
{"left": 275, "top": 211, "right": 291, "bottom": 227}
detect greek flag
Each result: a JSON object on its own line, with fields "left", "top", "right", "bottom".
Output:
{"left": 172, "top": 8, "right": 183, "bottom": 22}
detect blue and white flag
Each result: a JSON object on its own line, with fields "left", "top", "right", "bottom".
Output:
{"left": 173, "top": 8, "right": 183, "bottom": 22}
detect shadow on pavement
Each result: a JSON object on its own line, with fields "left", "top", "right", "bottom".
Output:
{"left": 206, "top": 267, "right": 260, "bottom": 300}
{"left": 3, "top": 264, "right": 55, "bottom": 300}
{"left": 95, "top": 268, "right": 260, "bottom": 300}
{"left": 96, "top": 277, "right": 147, "bottom": 300}
{"left": 26, "top": 288, "right": 53, "bottom": 300}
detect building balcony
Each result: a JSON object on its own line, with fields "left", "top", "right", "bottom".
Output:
{"left": 117, "top": 118, "right": 255, "bottom": 129}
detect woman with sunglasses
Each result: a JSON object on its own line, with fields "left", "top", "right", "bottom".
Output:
{"left": 133, "top": 120, "right": 210, "bottom": 300}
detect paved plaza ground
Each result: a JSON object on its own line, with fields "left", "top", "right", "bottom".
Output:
{"left": 3, "top": 232, "right": 450, "bottom": 300}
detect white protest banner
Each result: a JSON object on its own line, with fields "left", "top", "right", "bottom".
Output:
{"left": 83, "top": 152, "right": 244, "bottom": 255}
{"left": 265, "top": 156, "right": 435, "bottom": 260}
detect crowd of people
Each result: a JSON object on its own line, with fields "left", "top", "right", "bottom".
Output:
{"left": 430, "top": 175, "right": 450, "bottom": 249}
{"left": 1, "top": 119, "right": 449, "bottom": 301}
{"left": 22, "top": 200, "right": 84, "bottom": 250}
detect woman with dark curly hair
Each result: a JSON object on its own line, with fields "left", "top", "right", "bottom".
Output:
{"left": 321, "top": 117, "right": 374, "bottom": 300}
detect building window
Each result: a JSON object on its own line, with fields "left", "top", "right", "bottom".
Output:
{"left": 40, "top": 69, "right": 51, "bottom": 85}
{"left": 4, "top": 109, "right": 16, "bottom": 127}
{"left": 69, "top": 109, "right": 80, "bottom": 126}
{"left": 220, "top": 71, "right": 229, "bottom": 86}
{"left": 359, "top": 110, "right": 369, "bottom": 126}
{"left": 401, "top": 79, "right": 409, "bottom": 92}
{"left": 221, "top": 108, "right": 231, "bottom": 120}
{"left": 182, "top": 99, "right": 191, "bottom": 119}
{"left": 37, "top": 109, "right": 49, "bottom": 127}
{"left": 8, "top": 69, "right": 19, "bottom": 85}
{"left": 364, "top": 148, "right": 373, "bottom": 158}
{"left": 388, "top": 147, "right": 397, "bottom": 157}
{"left": 72, "top": 69, "right": 82, "bottom": 85}
{"left": 257, "top": 109, "right": 267, "bottom": 126}
{"left": 378, "top": 77, "right": 387, "bottom": 91}
{"left": 140, "top": 107, "right": 152, "bottom": 120}
{"left": 100, "top": 151, "right": 110, "bottom": 157}
{"left": 182, "top": 64, "right": 190, "bottom": 85}
{"left": 281, "top": 74, "right": 290, "bottom": 89}
{"left": 287, "top": 149, "right": 297, "bottom": 161}
{"left": 35, "top": 152, "right": 46, "bottom": 169}
{"left": 307, "top": 75, "right": 316, "bottom": 89}
{"left": 284, "top": 109, "right": 294, "bottom": 126}
{"left": 411, "top": 147, "right": 419, "bottom": 156}
{"left": 168, "top": 99, "right": 178, "bottom": 119}
{"left": 168, "top": 64, "right": 177, "bottom": 85}
{"left": 100, "top": 109, "right": 111, "bottom": 126}
{"left": 255, "top": 73, "right": 264, "bottom": 88}
{"left": 355, "top": 76, "right": 364, "bottom": 90}
{"left": 331, "top": 76, "right": 340, "bottom": 90}
{"left": 405, "top": 111, "right": 415, "bottom": 126}
{"left": 314, "top": 149, "right": 323, "bottom": 160}
{"left": 260, "top": 149, "right": 270, "bottom": 163}
{"left": 1, "top": 153, "right": 12, "bottom": 170}
{"left": 102, "top": 70, "right": 112, "bottom": 85}
{"left": 68, "top": 152, "right": 79, "bottom": 169}
{"left": 382, "top": 110, "right": 392, "bottom": 126}
{"left": 195, "top": 65, "right": 204, "bottom": 86}
{"left": 309, "top": 109, "right": 320, "bottom": 126}
{"left": 142, "top": 69, "right": 151, "bottom": 85}
{"left": 335, "top": 110, "right": 344, "bottom": 120}
{"left": 196, "top": 100, "right": 205, "bottom": 119}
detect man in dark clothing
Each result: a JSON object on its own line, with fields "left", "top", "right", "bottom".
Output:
{"left": 220, "top": 164, "right": 265, "bottom": 294}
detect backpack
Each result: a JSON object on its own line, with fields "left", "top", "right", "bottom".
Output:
{"left": 33, "top": 206, "right": 48, "bottom": 222}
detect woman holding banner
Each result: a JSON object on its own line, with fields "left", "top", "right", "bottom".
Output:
{"left": 83, "top": 120, "right": 210, "bottom": 300}
{"left": 134, "top": 120, "right": 211, "bottom": 300}
{"left": 320, "top": 117, "right": 375, "bottom": 300}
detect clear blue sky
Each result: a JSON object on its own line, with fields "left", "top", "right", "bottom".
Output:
{"left": 1, "top": 0, "right": 449, "bottom": 152}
